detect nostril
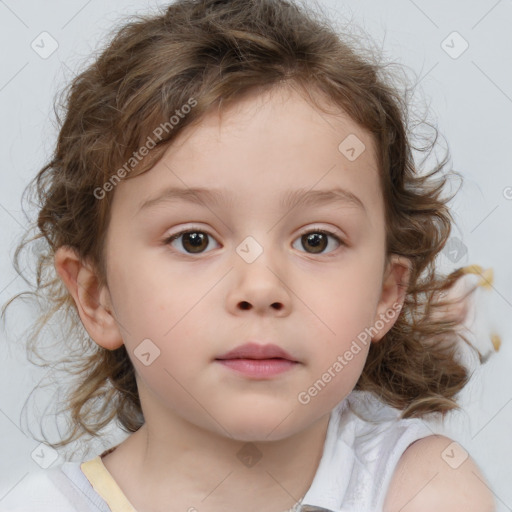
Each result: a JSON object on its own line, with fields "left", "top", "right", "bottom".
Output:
{"left": 238, "top": 301, "right": 283, "bottom": 310}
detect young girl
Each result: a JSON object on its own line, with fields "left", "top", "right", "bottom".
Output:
{"left": 0, "top": 0, "right": 497, "bottom": 510}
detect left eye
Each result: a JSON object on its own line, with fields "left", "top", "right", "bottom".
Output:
{"left": 163, "top": 228, "right": 343, "bottom": 255}
{"left": 292, "top": 229, "right": 343, "bottom": 255}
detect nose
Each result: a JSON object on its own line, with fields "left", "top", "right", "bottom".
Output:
{"left": 227, "top": 250, "right": 292, "bottom": 317}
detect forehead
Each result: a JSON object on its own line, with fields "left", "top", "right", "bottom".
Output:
{"left": 170, "top": 84, "right": 378, "bottom": 164}
{"left": 114, "top": 85, "right": 384, "bottom": 223}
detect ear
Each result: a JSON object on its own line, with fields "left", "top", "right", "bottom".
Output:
{"left": 54, "top": 246, "right": 124, "bottom": 350}
{"left": 372, "top": 254, "right": 411, "bottom": 343}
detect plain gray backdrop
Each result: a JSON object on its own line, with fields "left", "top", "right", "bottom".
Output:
{"left": 1, "top": 0, "right": 511, "bottom": 510}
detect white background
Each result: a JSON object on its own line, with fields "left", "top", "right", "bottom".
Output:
{"left": 1, "top": 0, "right": 511, "bottom": 510}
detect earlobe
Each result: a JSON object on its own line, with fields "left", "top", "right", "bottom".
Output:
{"left": 54, "top": 246, "right": 124, "bottom": 350}
{"left": 372, "top": 255, "right": 411, "bottom": 343}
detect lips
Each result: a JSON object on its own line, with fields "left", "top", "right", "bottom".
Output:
{"left": 215, "top": 342, "right": 297, "bottom": 362}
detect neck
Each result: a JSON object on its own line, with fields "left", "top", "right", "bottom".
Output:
{"left": 101, "top": 410, "right": 331, "bottom": 512}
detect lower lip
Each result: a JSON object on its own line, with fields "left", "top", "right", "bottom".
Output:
{"left": 216, "top": 358, "right": 297, "bottom": 377}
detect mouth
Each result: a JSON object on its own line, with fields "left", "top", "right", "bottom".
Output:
{"left": 215, "top": 342, "right": 300, "bottom": 378}
{"left": 215, "top": 358, "right": 298, "bottom": 378}
{"left": 215, "top": 342, "right": 298, "bottom": 362}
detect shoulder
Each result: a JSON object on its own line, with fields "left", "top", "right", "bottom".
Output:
{"left": 383, "top": 434, "right": 495, "bottom": 512}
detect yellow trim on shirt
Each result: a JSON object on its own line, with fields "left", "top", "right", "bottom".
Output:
{"left": 81, "top": 456, "right": 138, "bottom": 512}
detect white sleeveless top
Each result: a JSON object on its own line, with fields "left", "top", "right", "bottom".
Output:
{"left": 0, "top": 389, "right": 438, "bottom": 512}
{"left": 299, "top": 389, "right": 436, "bottom": 511}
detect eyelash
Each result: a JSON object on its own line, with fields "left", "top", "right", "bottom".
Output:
{"left": 162, "top": 226, "right": 345, "bottom": 257}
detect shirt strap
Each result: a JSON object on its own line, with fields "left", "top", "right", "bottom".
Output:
{"left": 80, "top": 456, "right": 138, "bottom": 512}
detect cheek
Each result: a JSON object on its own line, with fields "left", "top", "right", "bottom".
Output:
{"left": 305, "top": 271, "right": 381, "bottom": 336}
{"left": 108, "top": 267, "right": 217, "bottom": 373}
{"left": 299, "top": 270, "right": 380, "bottom": 385}
{"left": 106, "top": 275, "right": 170, "bottom": 358}
{"left": 132, "top": 354, "right": 211, "bottom": 430}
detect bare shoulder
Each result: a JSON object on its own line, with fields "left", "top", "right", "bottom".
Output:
{"left": 383, "top": 434, "right": 496, "bottom": 512}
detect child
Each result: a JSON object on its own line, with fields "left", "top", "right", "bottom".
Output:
{"left": 0, "top": 0, "right": 497, "bottom": 510}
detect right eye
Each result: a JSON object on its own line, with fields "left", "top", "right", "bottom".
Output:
{"left": 163, "top": 228, "right": 221, "bottom": 255}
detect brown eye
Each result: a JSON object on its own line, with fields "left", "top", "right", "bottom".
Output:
{"left": 165, "top": 230, "right": 219, "bottom": 254}
{"left": 302, "top": 232, "right": 327, "bottom": 253}
{"left": 181, "top": 232, "right": 209, "bottom": 253}
{"left": 164, "top": 228, "right": 343, "bottom": 256}
{"left": 293, "top": 229, "right": 343, "bottom": 255}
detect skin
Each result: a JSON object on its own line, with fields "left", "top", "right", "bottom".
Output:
{"left": 54, "top": 84, "right": 493, "bottom": 512}
{"left": 384, "top": 434, "right": 495, "bottom": 512}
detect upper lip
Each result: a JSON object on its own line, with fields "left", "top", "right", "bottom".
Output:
{"left": 215, "top": 342, "right": 298, "bottom": 362}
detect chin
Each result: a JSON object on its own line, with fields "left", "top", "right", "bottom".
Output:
{"left": 217, "top": 411, "right": 305, "bottom": 443}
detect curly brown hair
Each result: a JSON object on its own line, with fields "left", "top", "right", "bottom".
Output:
{"left": 1, "top": 0, "right": 490, "bottom": 451}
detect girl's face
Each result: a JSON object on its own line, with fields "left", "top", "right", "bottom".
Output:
{"left": 101, "top": 85, "right": 408, "bottom": 441}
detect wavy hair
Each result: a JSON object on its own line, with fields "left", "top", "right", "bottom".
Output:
{"left": 1, "top": 0, "right": 489, "bottom": 450}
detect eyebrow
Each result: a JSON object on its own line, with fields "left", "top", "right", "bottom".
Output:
{"left": 137, "top": 186, "right": 367, "bottom": 215}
